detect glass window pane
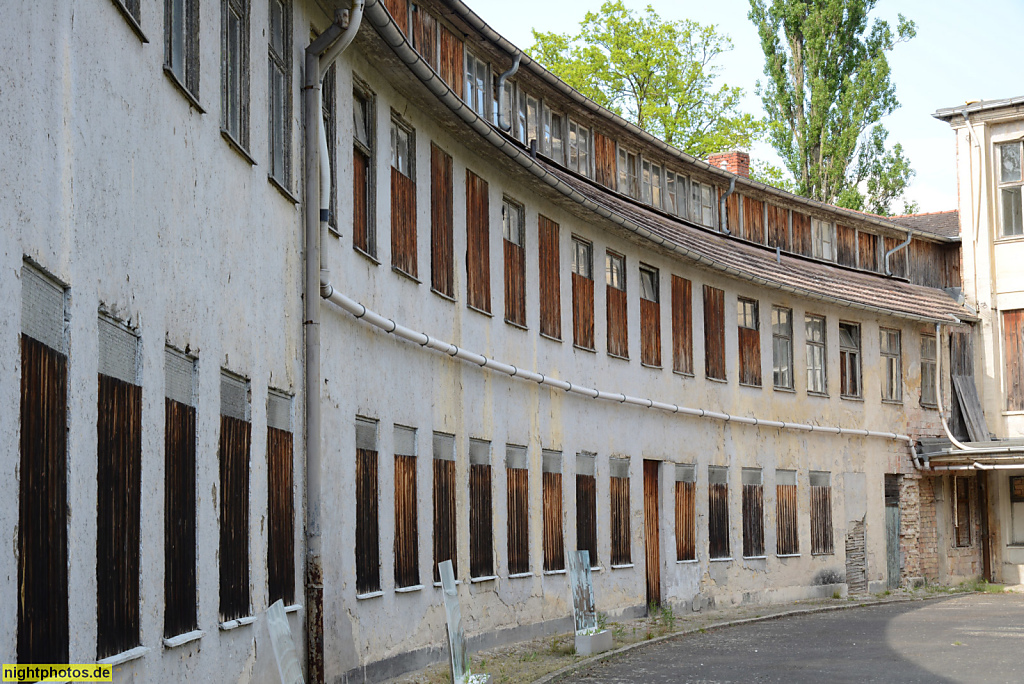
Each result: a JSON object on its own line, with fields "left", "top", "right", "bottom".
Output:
{"left": 270, "top": 0, "right": 284, "bottom": 55}
{"left": 1001, "top": 143, "right": 1022, "bottom": 184}
{"left": 170, "top": 0, "right": 184, "bottom": 75}
{"left": 1003, "top": 187, "right": 1023, "bottom": 236}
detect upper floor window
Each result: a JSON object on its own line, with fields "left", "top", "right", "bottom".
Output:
{"left": 390, "top": 115, "right": 414, "bottom": 178}
{"left": 617, "top": 147, "right": 639, "bottom": 198}
{"left": 805, "top": 314, "right": 827, "bottom": 395}
{"left": 921, "top": 333, "right": 937, "bottom": 407}
{"left": 267, "top": 0, "right": 292, "bottom": 187}
{"left": 690, "top": 180, "right": 715, "bottom": 228}
{"left": 641, "top": 160, "right": 663, "bottom": 209}
{"left": 737, "top": 298, "right": 761, "bottom": 387}
{"left": 665, "top": 171, "right": 683, "bottom": 216}
{"left": 1000, "top": 142, "right": 1023, "bottom": 236}
{"left": 526, "top": 95, "right": 540, "bottom": 149}
{"left": 839, "top": 322, "right": 861, "bottom": 398}
{"left": 502, "top": 197, "right": 524, "bottom": 246}
{"left": 465, "top": 51, "right": 489, "bottom": 119}
{"left": 772, "top": 306, "right": 793, "bottom": 390}
{"left": 352, "top": 83, "right": 376, "bottom": 255}
{"left": 165, "top": 0, "right": 201, "bottom": 102}
{"left": 502, "top": 197, "right": 527, "bottom": 326}
{"left": 572, "top": 237, "right": 593, "bottom": 279}
{"left": 567, "top": 119, "right": 591, "bottom": 177}
{"left": 606, "top": 251, "right": 625, "bottom": 291}
{"left": 571, "top": 237, "right": 595, "bottom": 350}
{"left": 222, "top": 0, "right": 251, "bottom": 153}
{"left": 543, "top": 105, "right": 565, "bottom": 163}
{"left": 811, "top": 218, "right": 835, "bottom": 261}
{"left": 880, "top": 328, "right": 903, "bottom": 402}
{"left": 516, "top": 89, "right": 529, "bottom": 145}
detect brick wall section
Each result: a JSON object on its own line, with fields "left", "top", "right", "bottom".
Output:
{"left": 707, "top": 151, "right": 750, "bottom": 178}
{"left": 916, "top": 477, "right": 939, "bottom": 582}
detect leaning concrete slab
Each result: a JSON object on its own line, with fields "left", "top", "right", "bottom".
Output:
{"left": 439, "top": 560, "right": 491, "bottom": 684}
{"left": 566, "top": 550, "right": 611, "bottom": 656}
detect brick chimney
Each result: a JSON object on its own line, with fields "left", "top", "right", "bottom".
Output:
{"left": 707, "top": 150, "right": 750, "bottom": 178}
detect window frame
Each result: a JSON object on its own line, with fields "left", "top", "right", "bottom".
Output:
{"left": 567, "top": 118, "right": 591, "bottom": 178}
{"left": 267, "top": 0, "right": 292, "bottom": 189}
{"left": 811, "top": 218, "right": 836, "bottom": 261}
{"left": 921, "top": 332, "right": 938, "bottom": 408}
{"left": 839, "top": 322, "right": 862, "bottom": 399}
{"left": 351, "top": 80, "right": 377, "bottom": 256}
{"left": 805, "top": 314, "right": 827, "bottom": 396}
{"left": 464, "top": 50, "right": 490, "bottom": 120}
{"left": 571, "top": 236, "right": 595, "bottom": 351}
{"left": 772, "top": 306, "right": 794, "bottom": 390}
{"left": 164, "top": 0, "right": 201, "bottom": 107}
{"left": 880, "top": 327, "right": 903, "bottom": 403}
{"left": 221, "top": 0, "right": 251, "bottom": 156}
{"left": 617, "top": 146, "right": 639, "bottom": 199}
{"left": 502, "top": 196, "right": 527, "bottom": 327}
{"left": 997, "top": 141, "right": 1024, "bottom": 238}
{"left": 389, "top": 112, "right": 415, "bottom": 179}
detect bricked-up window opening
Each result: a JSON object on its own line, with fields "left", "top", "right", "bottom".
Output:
{"left": 839, "top": 322, "right": 861, "bottom": 398}
{"left": 675, "top": 464, "right": 696, "bottom": 561}
{"left": 606, "top": 251, "right": 629, "bottom": 358}
{"left": 464, "top": 50, "right": 489, "bottom": 119}
{"left": 1004, "top": 311, "right": 1024, "bottom": 410}
{"left": 921, "top": 333, "right": 938, "bottom": 407}
{"left": 805, "top": 315, "right": 827, "bottom": 395}
{"left": 641, "top": 159, "right": 663, "bottom": 209}
{"left": 219, "top": 372, "right": 251, "bottom": 620}
{"left": 953, "top": 476, "right": 972, "bottom": 547}
{"left": 1010, "top": 476, "right": 1024, "bottom": 544}
{"left": 391, "top": 113, "right": 417, "bottom": 278}
{"left": 617, "top": 147, "right": 639, "bottom": 198}
{"left": 708, "top": 466, "right": 731, "bottom": 559}
{"left": 96, "top": 317, "right": 142, "bottom": 659}
{"left": 18, "top": 264, "right": 69, "bottom": 665}
{"left": 737, "top": 298, "right": 761, "bottom": 387}
{"left": 267, "top": 0, "right": 292, "bottom": 187}
{"left": 222, "top": 0, "right": 251, "bottom": 152}
{"left": 352, "top": 83, "right": 376, "bottom": 254}
{"left": 810, "top": 471, "right": 834, "bottom": 555}
{"left": 776, "top": 470, "right": 798, "bottom": 556}
{"left": 430, "top": 144, "right": 454, "bottom": 297}
{"left": 576, "top": 453, "right": 599, "bottom": 567}
{"left": 267, "top": 390, "right": 294, "bottom": 605}
{"left": 538, "top": 216, "right": 561, "bottom": 339}
{"left": 772, "top": 307, "right": 793, "bottom": 389}
{"left": 355, "top": 418, "right": 381, "bottom": 594}
{"left": 741, "top": 469, "right": 765, "bottom": 558}
{"left": 394, "top": 426, "right": 420, "bottom": 588}
{"left": 165, "top": 0, "right": 201, "bottom": 100}
{"left": 639, "top": 265, "right": 661, "bottom": 366}
{"left": 466, "top": 170, "right": 491, "bottom": 313}
{"left": 610, "top": 458, "right": 631, "bottom": 565}
{"left": 506, "top": 446, "right": 530, "bottom": 575}
{"left": 704, "top": 285, "right": 726, "bottom": 380}
{"left": 671, "top": 276, "right": 693, "bottom": 374}
{"left": 432, "top": 433, "right": 457, "bottom": 583}
{"left": 164, "top": 348, "right": 198, "bottom": 638}
{"left": 503, "top": 198, "right": 527, "bottom": 326}
{"left": 567, "top": 119, "right": 591, "bottom": 177}
{"left": 469, "top": 440, "right": 494, "bottom": 578}
{"left": 690, "top": 180, "right": 715, "bottom": 228}
{"left": 542, "top": 451, "right": 565, "bottom": 572}
{"left": 811, "top": 218, "right": 836, "bottom": 261}
{"left": 998, "top": 142, "right": 1024, "bottom": 236}
{"left": 409, "top": 3, "right": 438, "bottom": 70}
{"left": 880, "top": 328, "right": 903, "bottom": 402}
{"left": 572, "top": 237, "right": 595, "bottom": 350}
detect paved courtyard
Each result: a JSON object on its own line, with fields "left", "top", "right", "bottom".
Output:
{"left": 563, "top": 593, "right": 1024, "bottom": 683}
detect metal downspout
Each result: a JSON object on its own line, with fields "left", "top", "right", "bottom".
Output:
{"left": 719, "top": 176, "right": 736, "bottom": 235}
{"left": 884, "top": 227, "right": 912, "bottom": 276}
{"left": 496, "top": 53, "right": 521, "bottom": 133}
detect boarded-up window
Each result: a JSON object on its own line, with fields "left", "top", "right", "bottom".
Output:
{"left": 610, "top": 458, "right": 631, "bottom": 565}
{"left": 792, "top": 212, "right": 812, "bottom": 256}
{"left": 884, "top": 236, "right": 908, "bottom": 278}
{"left": 576, "top": 453, "right": 598, "bottom": 567}
{"left": 725, "top": 191, "right": 740, "bottom": 233}
{"left": 640, "top": 265, "right": 661, "bottom": 366}
{"left": 953, "top": 476, "right": 972, "bottom": 547}
{"left": 772, "top": 307, "right": 793, "bottom": 390}
{"left": 767, "top": 205, "right": 789, "bottom": 251}
{"left": 810, "top": 471, "right": 834, "bottom": 555}
{"left": 880, "top": 327, "right": 903, "bottom": 402}
{"left": 594, "top": 132, "right": 616, "bottom": 188}
{"left": 430, "top": 143, "right": 454, "bottom": 297}
{"left": 1004, "top": 310, "right": 1024, "bottom": 410}
{"left": 18, "top": 265, "right": 69, "bottom": 664}
{"left": 267, "top": 390, "right": 294, "bottom": 606}
{"left": 96, "top": 317, "right": 142, "bottom": 658}
{"left": 776, "top": 470, "right": 798, "bottom": 556}
{"left": 741, "top": 469, "right": 764, "bottom": 558}
{"left": 470, "top": 440, "right": 494, "bottom": 578}
{"left": 353, "top": 84, "right": 376, "bottom": 256}
{"left": 708, "top": 467, "right": 730, "bottom": 559}
{"left": 355, "top": 418, "right": 380, "bottom": 594}
{"left": 572, "top": 237, "right": 595, "bottom": 350}
{"left": 394, "top": 426, "right": 419, "bottom": 588}
{"left": 503, "top": 198, "right": 526, "bottom": 326}
{"left": 466, "top": 170, "right": 491, "bottom": 313}
{"left": 606, "top": 251, "right": 628, "bottom": 358}
{"left": 506, "top": 446, "right": 529, "bottom": 575}
{"left": 671, "top": 276, "right": 693, "bottom": 374}
{"left": 839, "top": 322, "right": 861, "bottom": 398}
{"left": 737, "top": 298, "right": 761, "bottom": 386}
{"left": 381, "top": 0, "right": 407, "bottom": 34}
{"left": 806, "top": 315, "right": 827, "bottom": 394}
{"left": 391, "top": 114, "right": 417, "bottom": 277}
{"left": 542, "top": 451, "right": 564, "bottom": 572}
{"left": 539, "top": 216, "right": 561, "bottom": 339}
{"left": 704, "top": 285, "right": 726, "bottom": 380}
{"left": 219, "top": 372, "right": 251, "bottom": 620}
{"left": 675, "top": 464, "right": 696, "bottom": 561}
{"left": 837, "top": 224, "right": 856, "bottom": 267}
{"left": 859, "top": 231, "right": 880, "bottom": 272}
{"left": 165, "top": 348, "right": 197, "bottom": 637}
{"left": 409, "top": 4, "right": 437, "bottom": 70}
{"left": 438, "top": 25, "right": 463, "bottom": 98}
{"left": 432, "top": 433, "right": 457, "bottom": 583}
{"left": 743, "top": 196, "right": 764, "bottom": 243}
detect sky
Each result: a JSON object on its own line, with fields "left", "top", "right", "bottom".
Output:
{"left": 472, "top": 0, "right": 1024, "bottom": 213}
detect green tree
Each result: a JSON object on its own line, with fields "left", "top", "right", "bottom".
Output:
{"left": 529, "top": 1, "right": 763, "bottom": 158}
{"left": 748, "top": 0, "right": 916, "bottom": 214}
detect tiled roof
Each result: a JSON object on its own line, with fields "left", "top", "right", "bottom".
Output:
{"left": 888, "top": 211, "right": 960, "bottom": 240}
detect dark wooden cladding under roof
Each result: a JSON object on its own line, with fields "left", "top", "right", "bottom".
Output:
{"left": 431, "top": 143, "right": 455, "bottom": 297}
{"left": 743, "top": 196, "right": 765, "bottom": 244}
{"left": 910, "top": 238, "right": 960, "bottom": 289}
{"left": 382, "top": 0, "right": 408, "bottom": 35}
{"left": 466, "top": 170, "right": 491, "bottom": 313}
{"left": 504, "top": 239, "right": 526, "bottom": 326}
{"left": 572, "top": 273, "right": 595, "bottom": 350}
{"left": 703, "top": 285, "right": 726, "bottom": 381}
{"left": 738, "top": 323, "right": 761, "bottom": 387}
{"left": 675, "top": 480, "right": 696, "bottom": 561}
{"left": 810, "top": 484, "right": 834, "bottom": 555}
{"left": 594, "top": 132, "right": 616, "bottom": 189}
{"left": 18, "top": 335, "right": 69, "bottom": 664}
{"left": 741, "top": 483, "right": 765, "bottom": 558}
{"left": 96, "top": 373, "right": 142, "bottom": 658}
{"left": 410, "top": 3, "right": 438, "bottom": 71}
{"left": 884, "top": 236, "right": 908, "bottom": 279}
{"left": 356, "top": 448, "right": 381, "bottom": 594}
{"left": 726, "top": 192, "right": 741, "bottom": 235}
{"left": 859, "top": 231, "right": 880, "bottom": 272}
{"left": 767, "top": 204, "right": 789, "bottom": 251}
{"left": 610, "top": 475, "right": 631, "bottom": 565}
{"left": 439, "top": 24, "right": 464, "bottom": 99}
{"left": 576, "top": 472, "right": 598, "bottom": 566}
{"left": 542, "top": 471, "right": 565, "bottom": 572}
{"left": 1004, "top": 310, "right": 1024, "bottom": 411}
{"left": 433, "top": 458, "right": 457, "bottom": 583}
{"left": 469, "top": 463, "right": 494, "bottom": 577}
{"left": 607, "top": 285, "right": 629, "bottom": 358}
{"left": 708, "top": 482, "right": 730, "bottom": 559}
{"left": 268, "top": 426, "right": 295, "bottom": 605}
{"left": 165, "top": 398, "right": 198, "bottom": 638}
{"left": 219, "top": 415, "right": 251, "bottom": 621}
{"left": 671, "top": 275, "right": 693, "bottom": 374}
{"left": 538, "top": 216, "right": 561, "bottom": 339}
{"left": 643, "top": 460, "right": 660, "bottom": 606}
{"left": 507, "top": 467, "right": 529, "bottom": 574}
{"left": 792, "top": 211, "right": 812, "bottom": 257}
{"left": 640, "top": 297, "right": 661, "bottom": 366}
{"left": 837, "top": 224, "right": 856, "bottom": 268}
{"left": 394, "top": 454, "right": 420, "bottom": 588}
{"left": 776, "top": 484, "right": 798, "bottom": 556}
{"left": 391, "top": 167, "right": 418, "bottom": 278}
{"left": 353, "top": 147, "right": 371, "bottom": 253}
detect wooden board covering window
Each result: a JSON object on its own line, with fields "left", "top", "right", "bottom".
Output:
{"left": 643, "top": 461, "right": 660, "bottom": 606}
{"left": 432, "top": 459, "right": 457, "bottom": 583}
{"left": 708, "top": 483, "right": 730, "bottom": 559}
{"left": 743, "top": 196, "right": 764, "bottom": 243}
{"left": 738, "top": 321, "right": 761, "bottom": 387}
{"left": 18, "top": 335, "right": 69, "bottom": 664}
{"left": 610, "top": 476, "right": 631, "bottom": 565}
{"left": 607, "top": 285, "right": 628, "bottom": 358}
{"left": 675, "top": 481, "right": 696, "bottom": 561}
{"left": 394, "top": 454, "right": 419, "bottom": 588}
{"left": 381, "top": 0, "right": 407, "bottom": 34}
{"left": 776, "top": 484, "right": 798, "bottom": 555}
{"left": 466, "top": 170, "right": 491, "bottom": 313}
{"left": 1004, "top": 310, "right": 1024, "bottom": 410}
{"left": 703, "top": 285, "right": 726, "bottom": 380}
{"left": 884, "top": 236, "right": 907, "bottom": 278}
{"left": 671, "top": 276, "right": 693, "bottom": 374}
{"left": 741, "top": 483, "right": 765, "bottom": 558}
{"left": 837, "top": 224, "right": 856, "bottom": 267}
{"left": 810, "top": 485, "right": 834, "bottom": 555}
{"left": 410, "top": 4, "right": 437, "bottom": 71}
{"left": 438, "top": 25, "right": 463, "bottom": 98}
{"left": 859, "top": 231, "right": 880, "bottom": 272}
{"left": 572, "top": 273, "right": 595, "bottom": 349}
{"left": 576, "top": 473, "right": 598, "bottom": 566}
{"left": 507, "top": 468, "right": 529, "bottom": 574}
{"left": 469, "top": 463, "right": 494, "bottom": 577}
{"left": 640, "top": 297, "right": 661, "bottom": 366}
{"left": 165, "top": 398, "right": 197, "bottom": 637}
{"left": 594, "top": 132, "right": 616, "bottom": 189}
{"left": 726, "top": 192, "right": 741, "bottom": 235}
{"left": 430, "top": 144, "right": 454, "bottom": 297}
{"left": 356, "top": 448, "right": 380, "bottom": 594}
{"left": 267, "top": 426, "right": 294, "bottom": 605}
{"left": 767, "top": 205, "right": 789, "bottom": 250}
{"left": 391, "top": 167, "right": 417, "bottom": 277}
{"left": 954, "top": 476, "right": 972, "bottom": 547}
{"left": 792, "top": 211, "right": 812, "bottom": 256}
{"left": 538, "top": 216, "right": 561, "bottom": 339}
{"left": 219, "top": 415, "right": 251, "bottom": 620}
{"left": 353, "top": 147, "right": 371, "bottom": 253}
{"left": 504, "top": 239, "right": 526, "bottom": 326}
{"left": 542, "top": 472, "right": 564, "bottom": 571}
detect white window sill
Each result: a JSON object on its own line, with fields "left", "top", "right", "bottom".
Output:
{"left": 284, "top": 604, "right": 302, "bottom": 614}
{"left": 610, "top": 563, "right": 634, "bottom": 570}
{"left": 470, "top": 575, "right": 498, "bottom": 583}
{"left": 353, "top": 246, "right": 381, "bottom": 265}
{"left": 810, "top": 552, "right": 835, "bottom": 557}
{"left": 98, "top": 645, "right": 150, "bottom": 666}
{"left": 392, "top": 266, "right": 422, "bottom": 284}
{"left": 676, "top": 559, "right": 698, "bottom": 564}
{"left": 543, "top": 569, "right": 567, "bottom": 575}
{"left": 539, "top": 332, "right": 563, "bottom": 344}
{"left": 508, "top": 572, "right": 533, "bottom": 579}
{"left": 395, "top": 584, "right": 424, "bottom": 593}
{"left": 163, "top": 630, "right": 205, "bottom": 649}
{"left": 356, "top": 590, "right": 384, "bottom": 600}
{"left": 774, "top": 385, "right": 796, "bottom": 393}
{"left": 219, "top": 616, "right": 256, "bottom": 631}
{"left": 467, "top": 304, "right": 493, "bottom": 317}
{"left": 221, "top": 129, "right": 257, "bottom": 166}
{"left": 589, "top": 566, "right": 602, "bottom": 573}
{"left": 706, "top": 376, "right": 728, "bottom": 384}
{"left": 573, "top": 344, "right": 597, "bottom": 354}
{"left": 743, "top": 556, "right": 767, "bottom": 560}
{"left": 777, "top": 553, "right": 801, "bottom": 558}
{"left": 673, "top": 370, "right": 695, "bottom": 378}
{"left": 433, "top": 579, "right": 463, "bottom": 587}
{"left": 268, "top": 174, "right": 299, "bottom": 204}
{"left": 607, "top": 352, "right": 630, "bottom": 362}
{"left": 431, "top": 287, "right": 457, "bottom": 303}
{"left": 841, "top": 394, "right": 864, "bottom": 402}
{"left": 505, "top": 319, "right": 529, "bottom": 331}
{"left": 710, "top": 557, "right": 733, "bottom": 562}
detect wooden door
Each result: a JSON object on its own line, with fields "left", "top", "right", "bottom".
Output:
{"left": 643, "top": 460, "right": 661, "bottom": 607}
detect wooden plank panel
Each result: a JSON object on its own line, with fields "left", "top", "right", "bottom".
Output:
{"left": 353, "top": 147, "right": 370, "bottom": 253}
{"left": 538, "top": 216, "right": 561, "bottom": 339}
{"left": 394, "top": 454, "right": 419, "bottom": 588}
{"left": 507, "top": 468, "right": 529, "bottom": 574}
{"left": 470, "top": 463, "right": 493, "bottom": 577}
{"left": 607, "top": 285, "right": 628, "bottom": 358}
{"left": 775, "top": 484, "right": 798, "bottom": 556}
{"left": 572, "top": 273, "right": 595, "bottom": 349}
{"left": 430, "top": 143, "right": 454, "bottom": 297}
{"left": 766, "top": 204, "right": 789, "bottom": 250}
{"left": 410, "top": 4, "right": 438, "bottom": 71}
{"left": 643, "top": 461, "right": 660, "bottom": 606}
{"left": 576, "top": 474, "right": 598, "bottom": 566}
{"left": 671, "top": 276, "right": 693, "bottom": 374}
{"left": 837, "top": 224, "right": 856, "bottom": 268}
{"left": 1004, "top": 310, "right": 1024, "bottom": 411}
{"left": 432, "top": 459, "right": 457, "bottom": 583}
{"left": 466, "top": 170, "right": 491, "bottom": 313}
{"left": 391, "top": 167, "right": 418, "bottom": 277}
{"left": 726, "top": 192, "right": 741, "bottom": 235}
{"left": 640, "top": 298, "right": 661, "bottom": 366}
{"left": 675, "top": 481, "right": 695, "bottom": 561}
{"left": 703, "top": 285, "right": 726, "bottom": 380}
{"left": 356, "top": 448, "right": 381, "bottom": 594}
{"left": 504, "top": 239, "right": 526, "bottom": 326}
{"left": 593, "top": 132, "right": 616, "bottom": 189}
{"left": 382, "top": 0, "right": 408, "bottom": 35}
{"left": 810, "top": 485, "right": 834, "bottom": 555}
{"left": 884, "top": 236, "right": 907, "bottom": 278}
{"left": 859, "top": 231, "right": 880, "bottom": 272}
{"left": 267, "top": 426, "right": 294, "bottom": 605}
{"left": 439, "top": 25, "right": 464, "bottom": 99}
{"left": 944, "top": 245, "right": 961, "bottom": 289}
{"left": 792, "top": 211, "right": 812, "bottom": 256}
{"left": 610, "top": 476, "right": 631, "bottom": 565}
{"left": 543, "top": 472, "right": 564, "bottom": 571}
{"left": 741, "top": 484, "right": 764, "bottom": 558}
{"left": 738, "top": 326, "right": 761, "bottom": 387}
{"left": 219, "top": 415, "right": 252, "bottom": 620}
{"left": 742, "top": 196, "right": 764, "bottom": 244}
{"left": 165, "top": 398, "right": 197, "bottom": 637}
{"left": 708, "top": 483, "right": 730, "bottom": 559}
